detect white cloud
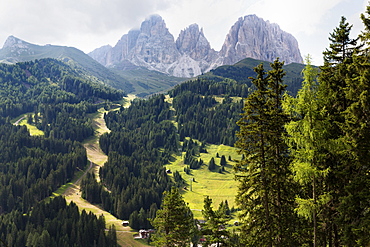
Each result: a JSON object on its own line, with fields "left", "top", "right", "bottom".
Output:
{"left": 247, "top": 0, "right": 344, "bottom": 35}
{"left": 0, "top": 0, "right": 172, "bottom": 51}
{"left": 0, "top": 0, "right": 367, "bottom": 65}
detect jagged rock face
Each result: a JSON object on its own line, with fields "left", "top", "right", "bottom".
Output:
{"left": 89, "top": 45, "right": 112, "bottom": 66}
{"left": 89, "top": 14, "right": 303, "bottom": 78}
{"left": 176, "top": 24, "right": 213, "bottom": 61}
{"left": 131, "top": 15, "right": 180, "bottom": 66}
{"left": 220, "top": 15, "right": 303, "bottom": 65}
{"left": 2, "top": 35, "right": 34, "bottom": 57}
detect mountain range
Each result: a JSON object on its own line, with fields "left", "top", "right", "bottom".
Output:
{"left": 0, "top": 14, "right": 304, "bottom": 96}
{"left": 89, "top": 14, "right": 303, "bottom": 78}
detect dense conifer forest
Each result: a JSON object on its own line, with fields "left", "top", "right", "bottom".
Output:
{"left": 0, "top": 58, "right": 123, "bottom": 246}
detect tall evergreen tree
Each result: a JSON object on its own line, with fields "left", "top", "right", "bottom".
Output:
{"left": 319, "top": 14, "right": 369, "bottom": 246}
{"left": 235, "top": 59, "right": 299, "bottom": 246}
{"left": 201, "top": 196, "right": 229, "bottom": 247}
{"left": 323, "top": 16, "right": 359, "bottom": 64}
{"left": 151, "top": 187, "right": 195, "bottom": 247}
{"left": 331, "top": 8, "right": 370, "bottom": 245}
{"left": 283, "top": 56, "right": 332, "bottom": 246}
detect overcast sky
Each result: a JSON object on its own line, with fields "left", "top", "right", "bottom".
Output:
{"left": 0, "top": 0, "right": 367, "bottom": 65}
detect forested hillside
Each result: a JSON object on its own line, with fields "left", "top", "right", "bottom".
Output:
{"left": 200, "top": 57, "right": 305, "bottom": 95}
{"left": 0, "top": 58, "right": 123, "bottom": 247}
{"left": 80, "top": 71, "right": 251, "bottom": 230}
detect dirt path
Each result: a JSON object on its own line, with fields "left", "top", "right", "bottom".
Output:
{"left": 14, "top": 115, "right": 26, "bottom": 125}
{"left": 62, "top": 107, "right": 150, "bottom": 247}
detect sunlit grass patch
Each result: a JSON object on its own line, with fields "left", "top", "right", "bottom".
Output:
{"left": 166, "top": 142, "right": 242, "bottom": 219}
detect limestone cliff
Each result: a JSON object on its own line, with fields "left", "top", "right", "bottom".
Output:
{"left": 89, "top": 14, "right": 303, "bottom": 78}
{"left": 220, "top": 15, "right": 303, "bottom": 65}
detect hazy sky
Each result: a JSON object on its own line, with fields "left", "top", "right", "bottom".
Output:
{"left": 0, "top": 0, "right": 367, "bottom": 65}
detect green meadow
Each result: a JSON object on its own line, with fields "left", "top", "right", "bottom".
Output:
{"left": 165, "top": 142, "right": 242, "bottom": 219}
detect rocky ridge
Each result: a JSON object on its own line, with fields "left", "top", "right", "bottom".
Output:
{"left": 90, "top": 14, "right": 303, "bottom": 78}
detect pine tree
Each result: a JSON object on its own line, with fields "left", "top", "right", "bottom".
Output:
{"left": 201, "top": 196, "right": 229, "bottom": 247}
{"left": 208, "top": 157, "right": 216, "bottom": 171}
{"left": 220, "top": 155, "right": 227, "bottom": 166}
{"left": 319, "top": 13, "right": 369, "bottom": 245}
{"left": 323, "top": 16, "right": 359, "bottom": 64}
{"left": 332, "top": 8, "right": 370, "bottom": 244}
{"left": 235, "top": 59, "right": 299, "bottom": 246}
{"left": 151, "top": 187, "right": 195, "bottom": 247}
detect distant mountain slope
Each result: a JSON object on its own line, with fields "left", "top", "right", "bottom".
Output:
{"left": 111, "top": 65, "right": 186, "bottom": 97}
{"left": 90, "top": 14, "right": 303, "bottom": 78}
{"left": 0, "top": 36, "right": 134, "bottom": 93}
{"left": 199, "top": 57, "right": 305, "bottom": 96}
{"left": 0, "top": 36, "right": 187, "bottom": 96}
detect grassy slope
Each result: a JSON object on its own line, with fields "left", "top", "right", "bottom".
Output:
{"left": 12, "top": 113, "right": 44, "bottom": 136}
{"left": 166, "top": 143, "right": 242, "bottom": 219}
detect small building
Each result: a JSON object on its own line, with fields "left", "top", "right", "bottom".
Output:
{"left": 138, "top": 229, "right": 155, "bottom": 239}
{"left": 122, "top": 220, "right": 129, "bottom": 227}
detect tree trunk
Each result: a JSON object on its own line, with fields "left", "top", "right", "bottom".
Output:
{"left": 313, "top": 176, "right": 317, "bottom": 247}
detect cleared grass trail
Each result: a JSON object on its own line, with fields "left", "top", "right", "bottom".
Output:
{"left": 61, "top": 104, "right": 150, "bottom": 247}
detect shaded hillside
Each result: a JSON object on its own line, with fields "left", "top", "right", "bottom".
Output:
{"left": 111, "top": 62, "right": 185, "bottom": 97}
{"left": 200, "top": 57, "right": 305, "bottom": 95}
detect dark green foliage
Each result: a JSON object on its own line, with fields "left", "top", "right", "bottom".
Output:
{"left": 220, "top": 155, "right": 227, "bottom": 166}
{"left": 151, "top": 187, "right": 195, "bottom": 247}
{"left": 86, "top": 95, "right": 177, "bottom": 228}
{"left": 0, "top": 123, "right": 87, "bottom": 214}
{"left": 38, "top": 102, "right": 95, "bottom": 142}
{"left": 81, "top": 172, "right": 110, "bottom": 205}
{"left": 0, "top": 58, "right": 123, "bottom": 246}
{"left": 201, "top": 57, "right": 306, "bottom": 96}
{"left": 308, "top": 14, "right": 370, "bottom": 246}
{"left": 182, "top": 139, "right": 205, "bottom": 170}
{"left": 173, "top": 171, "right": 184, "bottom": 187}
{"left": 0, "top": 196, "right": 117, "bottom": 247}
{"left": 170, "top": 78, "right": 249, "bottom": 98}
{"left": 129, "top": 207, "right": 153, "bottom": 230}
{"left": 208, "top": 157, "right": 216, "bottom": 171}
{"left": 235, "top": 59, "right": 300, "bottom": 246}
{"left": 201, "top": 196, "right": 230, "bottom": 246}
{"left": 0, "top": 58, "right": 123, "bottom": 119}
{"left": 170, "top": 85, "right": 244, "bottom": 146}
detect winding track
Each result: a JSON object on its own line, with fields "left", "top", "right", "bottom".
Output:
{"left": 60, "top": 107, "right": 150, "bottom": 247}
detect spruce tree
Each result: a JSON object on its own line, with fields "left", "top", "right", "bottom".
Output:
{"left": 201, "top": 196, "right": 229, "bottom": 247}
{"left": 332, "top": 8, "right": 370, "bottom": 244}
{"left": 151, "top": 187, "right": 195, "bottom": 247}
{"left": 208, "top": 157, "right": 216, "bottom": 171}
{"left": 319, "top": 14, "right": 368, "bottom": 245}
{"left": 235, "top": 59, "right": 299, "bottom": 246}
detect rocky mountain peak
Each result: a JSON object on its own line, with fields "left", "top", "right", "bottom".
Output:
{"left": 220, "top": 14, "right": 303, "bottom": 65}
{"left": 140, "top": 15, "right": 169, "bottom": 37}
{"left": 176, "top": 24, "right": 213, "bottom": 61}
{"left": 3, "top": 36, "right": 29, "bottom": 49}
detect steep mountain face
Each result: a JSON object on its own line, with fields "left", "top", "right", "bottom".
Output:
{"left": 219, "top": 15, "right": 303, "bottom": 65}
{"left": 89, "top": 14, "right": 303, "bottom": 78}
{"left": 90, "top": 15, "right": 217, "bottom": 78}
